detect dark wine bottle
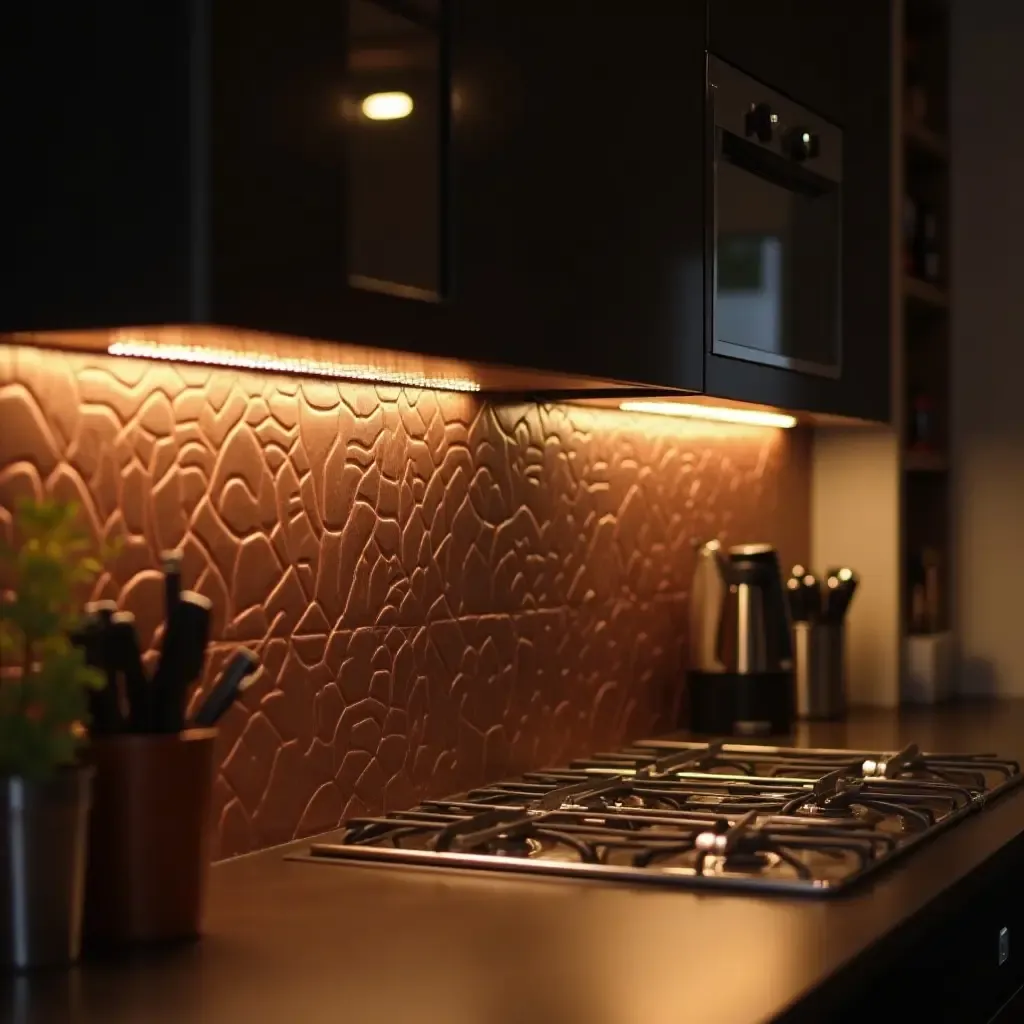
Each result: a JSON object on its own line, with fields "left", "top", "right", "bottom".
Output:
{"left": 916, "top": 206, "right": 941, "bottom": 282}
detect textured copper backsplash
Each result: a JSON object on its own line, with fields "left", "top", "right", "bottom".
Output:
{"left": 0, "top": 345, "right": 809, "bottom": 858}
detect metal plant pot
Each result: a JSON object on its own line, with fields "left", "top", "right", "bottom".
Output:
{"left": 0, "top": 766, "right": 94, "bottom": 969}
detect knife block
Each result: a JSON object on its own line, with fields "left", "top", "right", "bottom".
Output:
{"left": 83, "top": 729, "right": 217, "bottom": 946}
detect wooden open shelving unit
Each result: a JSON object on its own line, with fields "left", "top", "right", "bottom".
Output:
{"left": 811, "top": 0, "right": 951, "bottom": 707}
{"left": 899, "top": 0, "right": 951, "bottom": 656}
{"left": 903, "top": 274, "right": 948, "bottom": 309}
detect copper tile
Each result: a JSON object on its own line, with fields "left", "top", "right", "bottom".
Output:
{"left": 0, "top": 345, "right": 810, "bottom": 858}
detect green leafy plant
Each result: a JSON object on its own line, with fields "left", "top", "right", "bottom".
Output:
{"left": 0, "top": 497, "right": 104, "bottom": 779}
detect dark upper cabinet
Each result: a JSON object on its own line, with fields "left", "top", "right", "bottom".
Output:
{"left": 705, "top": 0, "right": 893, "bottom": 422}
{"left": 4, "top": 1, "right": 890, "bottom": 420}
{"left": 211, "top": 0, "right": 450, "bottom": 343}
{"left": 2, "top": 0, "right": 454, "bottom": 358}
{"left": 2, "top": 1, "right": 705, "bottom": 394}
{"left": 449, "top": 3, "right": 705, "bottom": 391}
{"left": 709, "top": 0, "right": 847, "bottom": 121}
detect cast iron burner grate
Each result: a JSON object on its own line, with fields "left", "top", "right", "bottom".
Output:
{"left": 298, "top": 738, "right": 1022, "bottom": 896}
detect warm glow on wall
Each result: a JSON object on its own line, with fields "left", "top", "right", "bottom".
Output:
{"left": 619, "top": 400, "right": 797, "bottom": 429}
{"left": 361, "top": 91, "right": 414, "bottom": 120}
{"left": 107, "top": 340, "right": 480, "bottom": 393}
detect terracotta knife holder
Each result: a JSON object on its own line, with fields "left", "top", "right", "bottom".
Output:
{"left": 83, "top": 729, "right": 218, "bottom": 946}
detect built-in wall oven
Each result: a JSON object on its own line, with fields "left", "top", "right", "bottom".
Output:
{"left": 707, "top": 56, "right": 843, "bottom": 379}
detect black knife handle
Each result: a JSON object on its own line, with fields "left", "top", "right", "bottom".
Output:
{"left": 74, "top": 611, "right": 123, "bottom": 735}
{"left": 161, "top": 550, "right": 183, "bottom": 618}
{"left": 192, "top": 648, "right": 260, "bottom": 727}
{"left": 152, "top": 591, "right": 212, "bottom": 733}
{"left": 110, "top": 611, "right": 152, "bottom": 733}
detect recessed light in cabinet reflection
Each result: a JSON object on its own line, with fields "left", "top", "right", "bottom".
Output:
{"left": 361, "top": 92, "right": 413, "bottom": 120}
{"left": 619, "top": 400, "right": 797, "bottom": 429}
{"left": 107, "top": 340, "right": 480, "bottom": 393}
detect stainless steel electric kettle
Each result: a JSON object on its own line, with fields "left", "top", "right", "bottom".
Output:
{"left": 687, "top": 540, "right": 794, "bottom": 736}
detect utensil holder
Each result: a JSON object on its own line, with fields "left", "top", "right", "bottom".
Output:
{"left": 84, "top": 729, "right": 217, "bottom": 946}
{"left": 793, "top": 621, "right": 846, "bottom": 720}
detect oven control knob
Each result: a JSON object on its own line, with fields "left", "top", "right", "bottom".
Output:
{"left": 745, "top": 102, "right": 775, "bottom": 143}
{"left": 785, "top": 127, "right": 820, "bottom": 161}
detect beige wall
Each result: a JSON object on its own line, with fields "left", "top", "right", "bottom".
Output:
{"left": 951, "top": 0, "right": 1024, "bottom": 694}
{"left": 812, "top": 428, "right": 902, "bottom": 707}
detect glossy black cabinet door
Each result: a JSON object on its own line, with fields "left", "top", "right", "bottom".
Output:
{"left": 208, "top": 0, "right": 454, "bottom": 354}
{"left": 709, "top": 0, "right": 846, "bottom": 121}
{"left": 216, "top": 0, "right": 709, "bottom": 388}
{"left": 2, "top": 0, "right": 455, "bottom": 356}
{"left": 704, "top": 1, "right": 892, "bottom": 422}
{"left": 4, "top": 0, "right": 706, "bottom": 394}
{"left": 448, "top": 2, "right": 706, "bottom": 391}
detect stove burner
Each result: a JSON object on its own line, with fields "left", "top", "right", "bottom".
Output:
{"left": 708, "top": 850, "right": 778, "bottom": 872}
{"left": 487, "top": 834, "right": 541, "bottom": 858}
{"left": 614, "top": 794, "right": 647, "bottom": 809}
{"left": 304, "top": 737, "right": 1023, "bottom": 897}
{"left": 780, "top": 768, "right": 947, "bottom": 831}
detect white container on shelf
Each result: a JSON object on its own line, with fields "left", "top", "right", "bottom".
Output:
{"left": 902, "top": 632, "right": 954, "bottom": 704}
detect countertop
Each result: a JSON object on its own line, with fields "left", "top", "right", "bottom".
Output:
{"left": 8, "top": 702, "right": 1024, "bottom": 1024}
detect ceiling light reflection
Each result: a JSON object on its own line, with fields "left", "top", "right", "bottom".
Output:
{"left": 361, "top": 92, "right": 413, "bottom": 120}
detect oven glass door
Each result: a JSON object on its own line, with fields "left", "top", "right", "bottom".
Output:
{"left": 710, "top": 57, "right": 842, "bottom": 379}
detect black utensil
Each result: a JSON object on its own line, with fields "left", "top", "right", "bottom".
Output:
{"left": 192, "top": 649, "right": 261, "bottom": 727}
{"left": 831, "top": 567, "right": 859, "bottom": 622}
{"left": 161, "top": 550, "right": 183, "bottom": 617}
{"left": 822, "top": 575, "right": 843, "bottom": 622}
{"left": 151, "top": 591, "right": 212, "bottom": 733}
{"left": 786, "top": 576, "right": 807, "bottom": 622}
{"left": 86, "top": 599, "right": 118, "bottom": 629}
{"left": 78, "top": 601, "right": 123, "bottom": 735}
{"left": 109, "top": 611, "right": 152, "bottom": 732}
{"left": 790, "top": 564, "right": 807, "bottom": 581}
{"left": 800, "top": 574, "right": 821, "bottom": 622}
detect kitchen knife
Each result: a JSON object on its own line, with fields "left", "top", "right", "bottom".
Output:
{"left": 109, "top": 611, "right": 152, "bottom": 733}
{"left": 161, "top": 550, "right": 183, "bottom": 617}
{"left": 191, "top": 648, "right": 262, "bottom": 727}
{"left": 151, "top": 591, "right": 213, "bottom": 733}
{"left": 790, "top": 564, "right": 807, "bottom": 581}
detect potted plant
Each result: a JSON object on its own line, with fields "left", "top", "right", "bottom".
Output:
{"left": 0, "top": 497, "right": 103, "bottom": 969}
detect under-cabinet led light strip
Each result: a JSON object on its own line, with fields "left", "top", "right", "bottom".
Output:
{"left": 619, "top": 400, "right": 797, "bottom": 429}
{"left": 107, "top": 340, "right": 481, "bottom": 393}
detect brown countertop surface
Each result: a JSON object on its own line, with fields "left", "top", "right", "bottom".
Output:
{"left": 8, "top": 702, "right": 1024, "bottom": 1024}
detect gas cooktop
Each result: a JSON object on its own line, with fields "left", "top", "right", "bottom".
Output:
{"left": 299, "top": 739, "right": 1023, "bottom": 895}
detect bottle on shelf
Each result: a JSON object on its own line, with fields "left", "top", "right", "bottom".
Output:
{"left": 903, "top": 195, "right": 919, "bottom": 275}
{"left": 908, "top": 547, "right": 943, "bottom": 634}
{"left": 908, "top": 392, "right": 935, "bottom": 451}
{"left": 904, "top": 37, "right": 929, "bottom": 126}
{"left": 915, "top": 205, "right": 942, "bottom": 283}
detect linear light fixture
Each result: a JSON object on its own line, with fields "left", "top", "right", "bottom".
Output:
{"left": 107, "top": 340, "right": 480, "bottom": 393}
{"left": 619, "top": 400, "right": 797, "bottom": 429}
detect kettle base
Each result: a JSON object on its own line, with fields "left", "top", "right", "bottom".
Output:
{"left": 686, "top": 670, "right": 794, "bottom": 737}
